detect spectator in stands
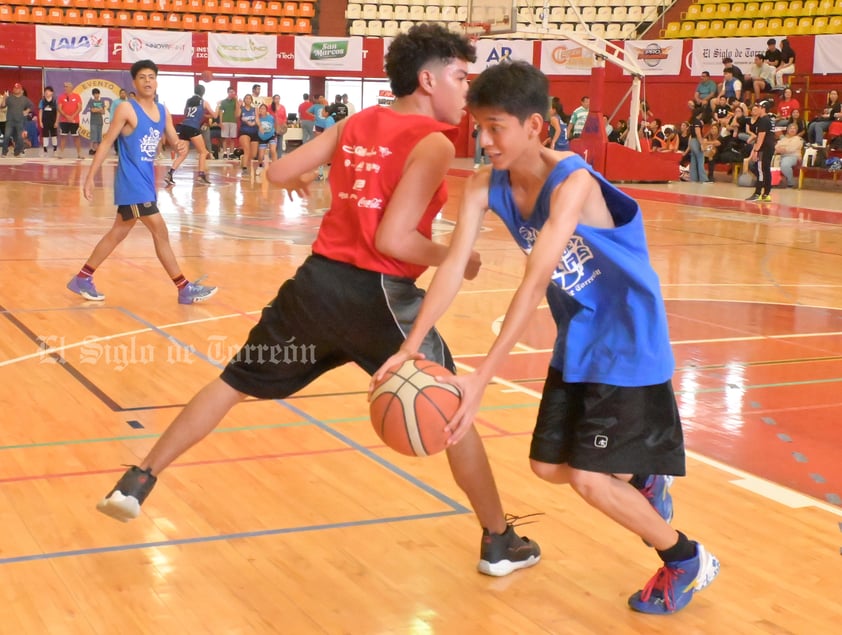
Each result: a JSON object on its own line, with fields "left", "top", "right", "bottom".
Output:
{"left": 218, "top": 86, "right": 240, "bottom": 160}
{"left": 1, "top": 83, "right": 33, "bottom": 157}
{"left": 787, "top": 108, "right": 806, "bottom": 138}
{"left": 774, "top": 122, "right": 804, "bottom": 188}
{"left": 688, "top": 108, "right": 709, "bottom": 183}
{"left": 677, "top": 121, "right": 692, "bottom": 180}
{"left": 775, "top": 39, "right": 796, "bottom": 89}
{"left": 720, "top": 68, "right": 742, "bottom": 104}
{"left": 270, "top": 94, "right": 287, "bottom": 158}
{"left": 39, "top": 86, "right": 59, "bottom": 156}
{"left": 722, "top": 58, "right": 744, "bottom": 85}
{"left": 648, "top": 118, "right": 665, "bottom": 150}
{"left": 609, "top": 119, "right": 628, "bottom": 144}
{"left": 748, "top": 54, "right": 775, "bottom": 104}
{"left": 567, "top": 96, "right": 589, "bottom": 140}
{"left": 326, "top": 94, "right": 349, "bottom": 123}
{"left": 763, "top": 39, "right": 782, "bottom": 72}
{"left": 689, "top": 71, "right": 717, "bottom": 112}
{"left": 776, "top": 87, "right": 799, "bottom": 120}
{"left": 727, "top": 103, "right": 752, "bottom": 146}
{"left": 658, "top": 125, "right": 678, "bottom": 153}
{"left": 806, "top": 89, "right": 840, "bottom": 146}
{"left": 298, "top": 93, "right": 315, "bottom": 143}
{"left": 341, "top": 93, "right": 356, "bottom": 116}
{"left": 713, "top": 96, "right": 732, "bottom": 133}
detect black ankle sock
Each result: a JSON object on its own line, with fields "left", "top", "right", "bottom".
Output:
{"left": 657, "top": 531, "right": 696, "bottom": 563}
{"left": 629, "top": 474, "right": 649, "bottom": 490}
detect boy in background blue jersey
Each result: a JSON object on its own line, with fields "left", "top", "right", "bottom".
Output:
{"left": 373, "top": 61, "right": 719, "bottom": 614}
{"left": 68, "top": 59, "right": 216, "bottom": 304}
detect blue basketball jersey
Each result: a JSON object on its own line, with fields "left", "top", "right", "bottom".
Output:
{"left": 487, "top": 154, "right": 674, "bottom": 386}
{"left": 115, "top": 101, "right": 165, "bottom": 206}
{"left": 182, "top": 96, "right": 204, "bottom": 129}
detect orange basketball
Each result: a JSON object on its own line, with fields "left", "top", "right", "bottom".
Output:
{"left": 201, "top": 70, "right": 213, "bottom": 82}
{"left": 369, "top": 359, "right": 460, "bottom": 457}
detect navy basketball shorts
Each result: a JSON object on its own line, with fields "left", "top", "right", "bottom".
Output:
{"left": 530, "top": 366, "right": 686, "bottom": 476}
{"left": 117, "top": 201, "right": 160, "bottom": 221}
{"left": 220, "top": 254, "right": 454, "bottom": 399}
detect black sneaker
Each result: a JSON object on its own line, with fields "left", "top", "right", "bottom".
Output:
{"left": 745, "top": 193, "right": 761, "bottom": 201}
{"left": 197, "top": 172, "right": 211, "bottom": 185}
{"left": 478, "top": 514, "right": 542, "bottom": 576}
{"left": 164, "top": 170, "right": 175, "bottom": 187}
{"left": 96, "top": 466, "right": 157, "bottom": 522}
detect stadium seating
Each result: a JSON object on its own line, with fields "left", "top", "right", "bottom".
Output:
{"left": 0, "top": 0, "right": 316, "bottom": 34}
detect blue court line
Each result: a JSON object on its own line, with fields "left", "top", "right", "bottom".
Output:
{"left": 116, "top": 307, "right": 470, "bottom": 514}
{"left": 0, "top": 511, "right": 464, "bottom": 566}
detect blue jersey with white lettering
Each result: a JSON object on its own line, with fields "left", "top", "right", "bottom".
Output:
{"left": 115, "top": 100, "right": 165, "bottom": 205}
{"left": 182, "top": 95, "right": 204, "bottom": 129}
{"left": 487, "top": 153, "right": 674, "bottom": 386}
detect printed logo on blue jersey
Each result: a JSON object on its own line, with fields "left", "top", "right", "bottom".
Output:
{"left": 140, "top": 127, "right": 161, "bottom": 161}
{"left": 553, "top": 235, "right": 597, "bottom": 292}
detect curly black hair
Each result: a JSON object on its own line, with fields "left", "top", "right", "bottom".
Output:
{"left": 385, "top": 23, "right": 476, "bottom": 98}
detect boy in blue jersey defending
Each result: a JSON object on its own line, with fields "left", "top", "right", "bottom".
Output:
{"left": 372, "top": 61, "right": 719, "bottom": 614}
{"left": 68, "top": 60, "right": 216, "bottom": 304}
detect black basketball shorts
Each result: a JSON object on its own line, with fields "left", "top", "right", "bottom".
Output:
{"left": 117, "top": 201, "right": 160, "bottom": 221}
{"left": 220, "top": 254, "right": 454, "bottom": 399}
{"left": 530, "top": 366, "right": 686, "bottom": 476}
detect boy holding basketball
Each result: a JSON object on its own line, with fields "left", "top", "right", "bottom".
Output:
{"left": 96, "top": 26, "right": 540, "bottom": 577}
{"left": 373, "top": 61, "right": 718, "bottom": 614}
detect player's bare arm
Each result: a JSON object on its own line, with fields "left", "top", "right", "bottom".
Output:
{"left": 374, "top": 132, "right": 454, "bottom": 268}
{"left": 82, "top": 101, "right": 136, "bottom": 200}
{"left": 369, "top": 169, "right": 489, "bottom": 392}
{"left": 444, "top": 169, "right": 593, "bottom": 442}
{"left": 266, "top": 119, "right": 347, "bottom": 199}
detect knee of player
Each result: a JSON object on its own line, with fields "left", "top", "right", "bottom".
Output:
{"left": 567, "top": 468, "right": 607, "bottom": 502}
{"left": 530, "top": 459, "right": 568, "bottom": 484}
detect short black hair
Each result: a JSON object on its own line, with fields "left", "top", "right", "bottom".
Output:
{"left": 385, "top": 23, "right": 476, "bottom": 97}
{"left": 130, "top": 59, "right": 158, "bottom": 78}
{"left": 467, "top": 60, "right": 548, "bottom": 123}
{"left": 723, "top": 57, "right": 733, "bottom": 64}
{"left": 92, "top": 88, "right": 100, "bottom": 94}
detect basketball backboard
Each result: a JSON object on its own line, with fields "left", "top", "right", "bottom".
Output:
{"left": 465, "top": 0, "right": 517, "bottom": 36}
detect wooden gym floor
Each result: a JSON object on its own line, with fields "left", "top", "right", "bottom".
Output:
{"left": 1, "top": 153, "right": 841, "bottom": 634}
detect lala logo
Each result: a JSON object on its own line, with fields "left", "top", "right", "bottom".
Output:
{"left": 50, "top": 35, "right": 103, "bottom": 52}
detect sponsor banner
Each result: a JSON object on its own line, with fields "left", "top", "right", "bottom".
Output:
{"left": 36, "top": 26, "right": 108, "bottom": 63}
{"left": 622, "top": 40, "right": 682, "bottom": 76}
{"left": 540, "top": 40, "right": 605, "bottom": 76}
{"left": 208, "top": 33, "right": 278, "bottom": 69}
{"left": 294, "top": 37, "right": 363, "bottom": 71}
{"left": 44, "top": 70, "right": 132, "bottom": 139}
{"left": 688, "top": 38, "right": 768, "bottom": 76}
{"left": 814, "top": 35, "right": 842, "bottom": 74}
{"left": 121, "top": 30, "right": 192, "bottom": 66}
{"left": 469, "top": 39, "right": 534, "bottom": 73}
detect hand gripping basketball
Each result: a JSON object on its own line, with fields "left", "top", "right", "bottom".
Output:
{"left": 369, "top": 359, "right": 461, "bottom": 457}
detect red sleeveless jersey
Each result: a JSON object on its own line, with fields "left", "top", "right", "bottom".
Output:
{"left": 311, "top": 106, "right": 457, "bottom": 280}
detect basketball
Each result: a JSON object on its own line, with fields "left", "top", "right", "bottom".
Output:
{"left": 369, "top": 359, "right": 461, "bottom": 457}
{"left": 201, "top": 70, "right": 213, "bottom": 82}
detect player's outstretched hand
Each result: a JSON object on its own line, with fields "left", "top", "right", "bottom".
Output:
{"left": 368, "top": 349, "right": 425, "bottom": 399}
{"left": 277, "top": 171, "right": 317, "bottom": 201}
{"left": 436, "top": 371, "right": 487, "bottom": 446}
{"left": 464, "top": 249, "right": 482, "bottom": 280}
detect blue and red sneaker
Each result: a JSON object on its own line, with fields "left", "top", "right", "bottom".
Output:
{"left": 628, "top": 542, "right": 720, "bottom": 614}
